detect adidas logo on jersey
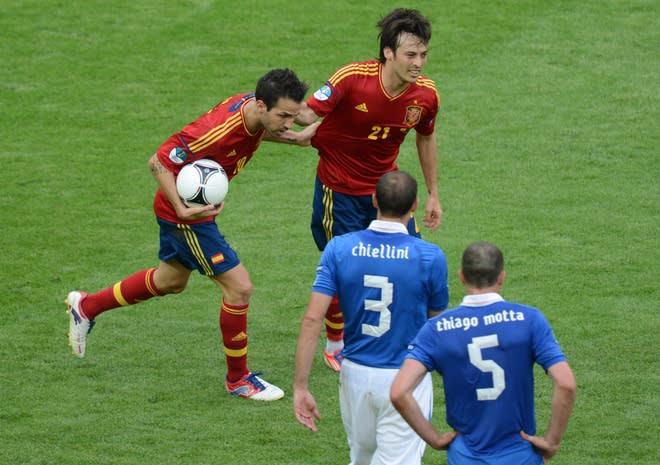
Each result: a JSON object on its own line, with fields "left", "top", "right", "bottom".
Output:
{"left": 354, "top": 103, "right": 368, "bottom": 112}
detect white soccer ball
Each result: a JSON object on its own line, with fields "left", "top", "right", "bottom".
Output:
{"left": 176, "top": 159, "right": 229, "bottom": 207}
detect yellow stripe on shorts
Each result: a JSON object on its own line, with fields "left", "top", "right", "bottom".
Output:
{"left": 177, "top": 224, "right": 214, "bottom": 275}
{"left": 322, "top": 184, "right": 334, "bottom": 241}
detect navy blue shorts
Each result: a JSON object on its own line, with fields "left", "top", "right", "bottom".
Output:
{"left": 157, "top": 217, "right": 240, "bottom": 276}
{"left": 310, "top": 176, "right": 420, "bottom": 251}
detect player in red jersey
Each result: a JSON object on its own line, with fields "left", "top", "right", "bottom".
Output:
{"left": 282, "top": 9, "right": 443, "bottom": 371}
{"left": 66, "top": 69, "right": 311, "bottom": 401}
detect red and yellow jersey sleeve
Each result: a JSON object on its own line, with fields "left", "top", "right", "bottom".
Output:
{"left": 307, "top": 60, "right": 440, "bottom": 195}
{"left": 153, "top": 93, "right": 264, "bottom": 223}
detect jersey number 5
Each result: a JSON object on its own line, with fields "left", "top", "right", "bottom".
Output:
{"left": 467, "top": 334, "right": 506, "bottom": 400}
{"left": 361, "top": 275, "right": 392, "bottom": 337}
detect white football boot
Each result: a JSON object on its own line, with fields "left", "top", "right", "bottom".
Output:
{"left": 66, "top": 291, "right": 95, "bottom": 358}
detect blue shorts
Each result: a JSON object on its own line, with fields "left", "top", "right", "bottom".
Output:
{"left": 157, "top": 217, "right": 240, "bottom": 276}
{"left": 310, "top": 176, "right": 420, "bottom": 251}
{"left": 447, "top": 436, "right": 543, "bottom": 465}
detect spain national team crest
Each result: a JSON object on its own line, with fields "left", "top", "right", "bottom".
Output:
{"left": 404, "top": 105, "right": 422, "bottom": 127}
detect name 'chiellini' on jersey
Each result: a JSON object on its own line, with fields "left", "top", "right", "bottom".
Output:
{"left": 352, "top": 241, "right": 410, "bottom": 260}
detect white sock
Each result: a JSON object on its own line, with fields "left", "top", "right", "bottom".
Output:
{"left": 325, "top": 339, "right": 344, "bottom": 353}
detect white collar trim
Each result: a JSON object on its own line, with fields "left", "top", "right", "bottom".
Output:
{"left": 368, "top": 220, "right": 409, "bottom": 234}
{"left": 461, "top": 293, "right": 505, "bottom": 307}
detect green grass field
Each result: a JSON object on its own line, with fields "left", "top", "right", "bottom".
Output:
{"left": 1, "top": 1, "right": 658, "bottom": 464}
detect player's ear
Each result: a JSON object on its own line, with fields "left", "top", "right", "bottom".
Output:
{"left": 383, "top": 47, "right": 394, "bottom": 61}
{"left": 255, "top": 99, "right": 267, "bottom": 113}
{"left": 497, "top": 271, "right": 506, "bottom": 287}
{"left": 372, "top": 193, "right": 378, "bottom": 209}
{"left": 410, "top": 198, "right": 419, "bottom": 213}
{"left": 458, "top": 269, "right": 466, "bottom": 285}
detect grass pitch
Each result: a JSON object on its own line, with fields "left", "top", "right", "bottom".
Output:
{"left": 1, "top": 1, "right": 658, "bottom": 464}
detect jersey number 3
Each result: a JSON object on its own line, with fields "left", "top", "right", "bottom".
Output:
{"left": 467, "top": 334, "right": 506, "bottom": 400}
{"left": 361, "top": 275, "right": 392, "bottom": 337}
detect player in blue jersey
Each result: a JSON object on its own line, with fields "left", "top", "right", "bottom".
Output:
{"left": 293, "top": 170, "right": 449, "bottom": 465}
{"left": 391, "top": 242, "right": 576, "bottom": 464}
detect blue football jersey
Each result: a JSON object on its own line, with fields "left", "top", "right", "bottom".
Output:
{"left": 406, "top": 293, "right": 566, "bottom": 460}
{"left": 312, "top": 221, "right": 449, "bottom": 368}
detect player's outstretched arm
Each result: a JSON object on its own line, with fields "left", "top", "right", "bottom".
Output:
{"left": 263, "top": 121, "right": 321, "bottom": 146}
{"left": 263, "top": 103, "right": 321, "bottom": 146}
{"left": 294, "top": 103, "right": 320, "bottom": 126}
{"left": 391, "top": 359, "right": 457, "bottom": 450}
{"left": 521, "top": 361, "right": 576, "bottom": 461}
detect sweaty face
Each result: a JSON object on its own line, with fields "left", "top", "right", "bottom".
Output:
{"left": 262, "top": 98, "right": 302, "bottom": 137}
{"left": 389, "top": 33, "right": 429, "bottom": 84}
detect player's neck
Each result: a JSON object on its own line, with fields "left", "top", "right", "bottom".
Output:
{"left": 377, "top": 214, "right": 410, "bottom": 227}
{"left": 242, "top": 100, "right": 263, "bottom": 134}
{"left": 465, "top": 285, "right": 502, "bottom": 295}
{"left": 380, "top": 64, "right": 410, "bottom": 96}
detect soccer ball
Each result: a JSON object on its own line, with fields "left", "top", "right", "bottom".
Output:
{"left": 176, "top": 159, "right": 229, "bottom": 207}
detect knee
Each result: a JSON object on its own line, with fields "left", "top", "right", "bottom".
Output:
{"left": 231, "top": 279, "right": 253, "bottom": 302}
{"left": 222, "top": 277, "right": 253, "bottom": 304}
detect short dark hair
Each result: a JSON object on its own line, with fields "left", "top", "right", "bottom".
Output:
{"left": 375, "top": 170, "right": 417, "bottom": 217}
{"left": 255, "top": 68, "right": 308, "bottom": 110}
{"left": 461, "top": 242, "right": 504, "bottom": 288}
{"left": 377, "top": 8, "right": 432, "bottom": 63}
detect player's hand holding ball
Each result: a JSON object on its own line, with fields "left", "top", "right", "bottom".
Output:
{"left": 175, "top": 159, "right": 228, "bottom": 219}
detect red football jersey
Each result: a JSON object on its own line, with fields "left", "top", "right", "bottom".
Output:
{"left": 307, "top": 60, "right": 439, "bottom": 195}
{"left": 153, "top": 93, "right": 263, "bottom": 223}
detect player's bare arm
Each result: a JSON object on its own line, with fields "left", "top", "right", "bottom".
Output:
{"left": 416, "top": 131, "right": 442, "bottom": 230}
{"left": 295, "top": 102, "right": 320, "bottom": 126}
{"left": 263, "top": 104, "right": 321, "bottom": 145}
{"left": 521, "top": 361, "right": 576, "bottom": 461}
{"left": 148, "top": 154, "right": 221, "bottom": 220}
{"left": 263, "top": 120, "right": 321, "bottom": 146}
{"left": 391, "top": 359, "right": 458, "bottom": 450}
{"left": 293, "top": 292, "right": 332, "bottom": 432}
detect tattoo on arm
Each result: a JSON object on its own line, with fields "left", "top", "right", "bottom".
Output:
{"left": 150, "top": 157, "right": 168, "bottom": 176}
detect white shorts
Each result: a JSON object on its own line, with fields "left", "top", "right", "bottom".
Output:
{"left": 339, "top": 358, "right": 433, "bottom": 465}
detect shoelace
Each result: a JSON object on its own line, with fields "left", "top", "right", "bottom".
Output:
{"left": 245, "top": 372, "right": 266, "bottom": 389}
